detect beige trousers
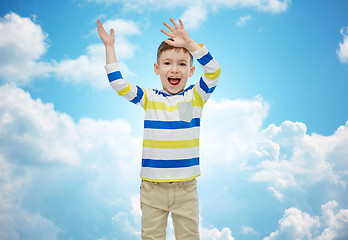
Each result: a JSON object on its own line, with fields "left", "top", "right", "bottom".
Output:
{"left": 140, "top": 178, "right": 200, "bottom": 240}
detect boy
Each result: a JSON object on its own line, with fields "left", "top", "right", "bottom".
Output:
{"left": 97, "top": 18, "right": 221, "bottom": 239}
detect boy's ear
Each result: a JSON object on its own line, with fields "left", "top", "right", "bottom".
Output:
{"left": 154, "top": 63, "right": 160, "bottom": 75}
{"left": 189, "top": 65, "right": 195, "bottom": 77}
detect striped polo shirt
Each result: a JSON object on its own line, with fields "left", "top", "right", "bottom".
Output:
{"left": 105, "top": 45, "right": 221, "bottom": 182}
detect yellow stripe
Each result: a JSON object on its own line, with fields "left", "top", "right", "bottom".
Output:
{"left": 141, "top": 174, "right": 200, "bottom": 182}
{"left": 146, "top": 100, "right": 178, "bottom": 112}
{"left": 204, "top": 67, "right": 221, "bottom": 80}
{"left": 192, "top": 86, "right": 205, "bottom": 108}
{"left": 143, "top": 139, "right": 199, "bottom": 149}
{"left": 142, "top": 88, "right": 148, "bottom": 110}
{"left": 117, "top": 83, "right": 131, "bottom": 96}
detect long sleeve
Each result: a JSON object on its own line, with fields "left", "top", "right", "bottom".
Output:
{"left": 191, "top": 45, "right": 221, "bottom": 106}
{"left": 104, "top": 63, "right": 147, "bottom": 108}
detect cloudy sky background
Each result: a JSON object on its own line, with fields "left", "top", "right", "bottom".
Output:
{"left": 1, "top": 0, "right": 348, "bottom": 239}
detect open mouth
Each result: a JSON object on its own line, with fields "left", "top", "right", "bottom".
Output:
{"left": 168, "top": 77, "right": 181, "bottom": 86}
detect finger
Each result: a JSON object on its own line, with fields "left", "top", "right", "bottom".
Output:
{"left": 163, "top": 21, "right": 175, "bottom": 32}
{"left": 161, "top": 29, "right": 174, "bottom": 38}
{"left": 97, "top": 19, "right": 102, "bottom": 30}
{"left": 97, "top": 20, "right": 107, "bottom": 35}
{"left": 179, "top": 19, "right": 185, "bottom": 29}
{"left": 110, "top": 28, "right": 115, "bottom": 36}
{"left": 170, "top": 18, "right": 180, "bottom": 29}
{"left": 164, "top": 39, "right": 177, "bottom": 47}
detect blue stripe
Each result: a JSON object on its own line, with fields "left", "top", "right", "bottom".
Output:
{"left": 144, "top": 118, "right": 200, "bottom": 129}
{"left": 130, "top": 86, "right": 144, "bottom": 104}
{"left": 152, "top": 89, "right": 169, "bottom": 97}
{"left": 197, "top": 52, "right": 213, "bottom": 66}
{"left": 152, "top": 85, "right": 195, "bottom": 97}
{"left": 184, "top": 84, "right": 195, "bottom": 92}
{"left": 199, "top": 77, "right": 216, "bottom": 94}
{"left": 142, "top": 158, "right": 199, "bottom": 168}
{"left": 107, "top": 71, "right": 123, "bottom": 82}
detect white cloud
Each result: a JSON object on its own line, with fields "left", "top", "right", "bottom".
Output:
{"left": 201, "top": 226, "right": 235, "bottom": 240}
{"left": 236, "top": 15, "right": 252, "bottom": 26}
{"left": 165, "top": 215, "right": 236, "bottom": 240}
{"left": 248, "top": 120, "right": 348, "bottom": 200}
{"left": 0, "top": 12, "right": 52, "bottom": 84}
{"left": 53, "top": 44, "right": 109, "bottom": 89}
{"left": 253, "top": 0, "right": 291, "bottom": 13}
{"left": 0, "top": 84, "right": 142, "bottom": 239}
{"left": 0, "top": 84, "right": 80, "bottom": 166}
{"left": 200, "top": 96, "right": 270, "bottom": 173}
{"left": 0, "top": 206, "right": 62, "bottom": 240}
{"left": 200, "top": 97, "right": 348, "bottom": 204}
{"left": 180, "top": 3, "right": 208, "bottom": 30}
{"left": 241, "top": 225, "right": 258, "bottom": 235}
{"left": 53, "top": 18, "right": 140, "bottom": 89}
{"left": 337, "top": 26, "right": 348, "bottom": 64}
{"left": 0, "top": 12, "right": 139, "bottom": 89}
{"left": 0, "top": 82, "right": 142, "bottom": 184}
{"left": 317, "top": 201, "right": 348, "bottom": 240}
{"left": 88, "top": 0, "right": 291, "bottom": 13}
{"left": 84, "top": 0, "right": 291, "bottom": 29}
{"left": 111, "top": 212, "right": 141, "bottom": 237}
{"left": 0, "top": 154, "right": 62, "bottom": 240}
{"left": 264, "top": 201, "right": 348, "bottom": 240}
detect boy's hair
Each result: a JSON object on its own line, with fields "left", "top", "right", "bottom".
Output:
{"left": 157, "top": 39, "right": 193, "bottom": 65}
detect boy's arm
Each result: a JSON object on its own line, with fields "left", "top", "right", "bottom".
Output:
{"left": 97, "top": 20, "right": 146, "bottom": 108}
{"left": 162, "top": 19, "right": 221, "bottom": 104}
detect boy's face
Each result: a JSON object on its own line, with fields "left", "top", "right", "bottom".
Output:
{"left": 154, "top": 49, "right": 195, "bottom": 94}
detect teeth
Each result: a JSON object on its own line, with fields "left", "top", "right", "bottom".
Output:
{"left": 168, "top": 77, "right": 181, "bottom": 85}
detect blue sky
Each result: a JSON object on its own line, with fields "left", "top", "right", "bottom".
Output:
{"left": 0, "top": 0, "right": 348, "bottom": 239}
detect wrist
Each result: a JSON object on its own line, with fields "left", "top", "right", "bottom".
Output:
{"left": 105, "top": 44, "right": 117, "bottom": 64}
{"left": 186, "top": 40, "right": 201, "bottom": 52}
{"left": 105, "top": 44, "right": 115, "bottom": 50}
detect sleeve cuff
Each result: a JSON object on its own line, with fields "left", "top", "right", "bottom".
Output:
{"left": 190, "top": 44, "right": 208, "bottom": 60}
{"left": 104, "top": 63, "right": 120, "bottom": 74}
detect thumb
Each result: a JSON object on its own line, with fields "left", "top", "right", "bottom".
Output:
{"left": 110, "top": 28, "right": 115, "bottom": 36}
{"left": 164, "top": 39, "right": 176, "bottom": 46}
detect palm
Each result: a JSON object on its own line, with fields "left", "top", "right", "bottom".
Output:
{"left": 161, "top": 18, "right": 192, "bottom": 48}
{"left": 171, "top": 29, "right": 191, "bottom": 46}
{"left": 97, "top": 19, "right": 115, "bottom": 46}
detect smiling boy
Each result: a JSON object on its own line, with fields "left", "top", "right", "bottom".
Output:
{"left": 98, "top": 18, "right": 221, "bottom": 239}
{"left": 155, "top": 40, "right": 195, "bottom": 94}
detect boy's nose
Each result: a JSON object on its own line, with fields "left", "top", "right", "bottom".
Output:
{"left": 171, "top": 65, "right": 178, "bottom": 72}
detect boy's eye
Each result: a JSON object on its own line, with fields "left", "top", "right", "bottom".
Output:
{"left": 163, "top": 62, "right": 171, "bottom": 65}
{"left": 180, "top": 63, "right": 187, "bottom": 66}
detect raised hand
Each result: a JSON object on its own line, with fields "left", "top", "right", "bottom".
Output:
{"left": 97, "top": 19, "right": 117, "bottom": 64}
{"left": 97, "top": 19, "right": 115, "bottom": 47}
{"left": 161, "top": 18, "right": 201, "bottom": 52}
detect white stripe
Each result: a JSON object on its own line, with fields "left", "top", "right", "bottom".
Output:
{"left": 104, "top": 63, "right": 120, "bottom": 74}
{"left": 203, "top": 58, "right": 220, "bottom": 74}
{"left": 140, "top": 165, "right": 200, "bottom": 180}
{"left": 123, "top": 84, "right": 138, "bottom": 101}
{"left": 145, "top": 108, "right": 179, "bottom": 120}
{"left": 110, "top": 78, "right": 128, "bottom": 92}
{"left": 144, "top": 107, "right": 202, "bottom": 121}
{"left": 191, "top": 45, "right": 208, "bottom": 60}
{"left": 144, "top": 128, "right": 200, "bottom": 141}
{"left": 202, "top": 75, "right": 218, "bottom": 89}
{"left": 142, "top": 147, "right": 199, "bottom": 160}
